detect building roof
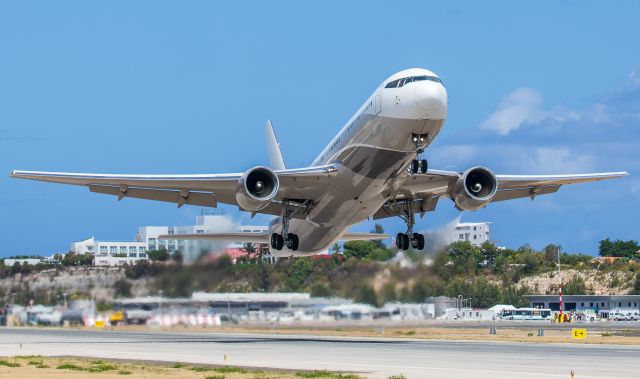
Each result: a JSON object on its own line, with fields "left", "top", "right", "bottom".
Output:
{"left": 525, "top": 294, "right": 640, "bottom": 300}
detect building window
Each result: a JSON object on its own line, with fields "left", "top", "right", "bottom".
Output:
{"left": 139, "top": 247, "right": 146, "bottom": 252}
{"left": 110, "top": 246, "right": 117, "bottom": 255}
{"left": 128, "top": 253, "right": 137, "bottom": 258}
{"left": 139, "top": 253, "right": 147, "bottom": 258}
{"left": 100, "top": 246, "right": 108, "bottom": 254}
{"left": 590, "top": 302, "right": 593, "bottom": 307}
{"left": 120, "top": 246, "right": 127, "bottom": 254}
{"left": 129, "top": 246, "right": 137, "bottom": 252}
{"left": 581, "top": 302, "right": 584, "bottom": 307}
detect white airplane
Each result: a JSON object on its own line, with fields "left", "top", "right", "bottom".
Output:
{"left": 11, "top": 68, "right": 628, "bottom": 256}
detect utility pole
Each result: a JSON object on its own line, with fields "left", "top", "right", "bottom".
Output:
{"left": 557, "top": 247, "right": 563, "bottom": 315}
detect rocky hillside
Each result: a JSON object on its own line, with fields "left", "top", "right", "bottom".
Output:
{"left": 517, "top": 269, "right": 636, "bottom": 295}
{"left": 0, "top": 267, "right": 150, "bottom": 305}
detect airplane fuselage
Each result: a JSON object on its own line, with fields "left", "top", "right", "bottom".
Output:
{"left": 269, "top": 68, "right": 448, "bottom": 256}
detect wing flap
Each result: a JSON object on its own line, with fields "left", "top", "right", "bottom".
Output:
{"left": 90, "top": 185, "right": 218, "bottom": 208}
{"left": 492, "top": 185, "right": 560, "bottom": 202}
{"left": 157, "top": 232, "right": 269, "bottom": 243}
{"left": 339, "top": 232, "right": 389, "bottom": 241}
{"left": 496, "top": 172, "right": 629, "bottom": 190}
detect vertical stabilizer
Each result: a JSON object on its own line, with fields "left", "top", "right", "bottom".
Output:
{"left": 265, "top": 120, "right": 286, "bottom": 170}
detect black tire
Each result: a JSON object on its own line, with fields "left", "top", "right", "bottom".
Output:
{"left": 420, "top": 159, "right": 428, "bottom": 174}
{"left": 401, "top": 233, "right": 410, "bottom": 251}
{"left": 395, "top": 233, "right": 404, "bottom": 249}
{"left": 411, "top": 233, "right": 420, "bottom": 249}
{"left": 270, "top": 233, "right": 279, "bottom": 250}
{"left": 277, "top": 234, "right": 284, "bottom": 250}
{"left": 411, "top": 160, "right": 419, "bottom": 174}
{"left": 416, "top": 233, "right": 425, "bottom": 250}
{"left": 287, "top": 233, "right": 299, "bottom": 251}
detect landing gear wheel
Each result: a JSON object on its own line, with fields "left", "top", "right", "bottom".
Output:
{"left": 411, "top": 233, "right": 425, "bottom": 250}
{"left": 271, "top": 233, "right": 284, "bottom": 250}
{"left": 286, "top": 233, "right": 299, "bottom": 251}
{"left": 395, "top": 233, "right": 404, "bottom": 249}
{"left": 420, "top": 159, "right": 428, "bottom": 174}
{"left": 401, "top": 234, "right": 410, "bottom": 250}
{"left": 411, "top": 160, "right": 420, "bottom": 174}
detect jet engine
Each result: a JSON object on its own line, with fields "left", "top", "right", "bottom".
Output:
{"left": 236, "top": 166, "right": 280, "bottom": 211}
{"left": 451, "top": 166, "right": 498, "bottom": 211}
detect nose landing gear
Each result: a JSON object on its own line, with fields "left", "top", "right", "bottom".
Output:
{"left": 410, "top": 133, "right": 429, "bottom": 174}
{"left": 394, "top": 199, "right": 426, "bottom": 251}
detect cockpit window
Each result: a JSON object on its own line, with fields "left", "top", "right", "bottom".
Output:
{"left": 385, "top": 75, "right": 443, "bottom": 88}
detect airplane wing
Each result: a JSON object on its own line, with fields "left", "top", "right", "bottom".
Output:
{"left": 158, "top": 232, "right": 270, "bottom": 243}
{"left": 339, "top": 232, "right": 389, "bottom": 241}
{"left": 374, "top": 170, "right": 629, "bottom": 219}
{"left": 159, "top": 231, "right": 389, "bottom": 243}
{"left": 9, "top": 165, "right": 338, "bottom": 217}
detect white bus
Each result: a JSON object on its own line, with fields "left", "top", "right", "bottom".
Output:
{"left": 499, "top": 308, "right": 551, "bottom": 320}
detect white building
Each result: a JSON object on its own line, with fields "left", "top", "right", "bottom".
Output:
{"left": 71, "top": 237, "right": 95, "bottom": 255}
{"left": 94, "top": 241, "right": 148, "bottom": 260}
{"left": 453, "top": 222, "right": 490, "bottom": 246}
{"left": 137, "top": 211, "right": 270, "bottom": 261}
{"left": 3, "top": 258, "right": 43, "bottom": 266}
{"left": 70, "top": 238, "right": 148, "bottom": 266}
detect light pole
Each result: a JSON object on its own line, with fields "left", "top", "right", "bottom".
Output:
{"left": 557, "top": 247, "right": 563, "bottom": 315}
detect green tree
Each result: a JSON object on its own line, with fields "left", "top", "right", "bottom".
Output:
{"left": 148, "top": 250, "right": 169, "bottom": 262}
{"left": 343, "top": 240, "right": 377, "bottom": 259}
{"left": 599, "top": 238, "right": 640, "bottom": 258}
{"left": 172, "top": 250, "right": 183, "bottom": 264}
{"left": 632, "top": 274, "right": 640, "bottom": 295}
{"left": 352, "top": 283, "right": 379, "bottom": 306}
{"left": 113, "top": 279, "right": 132, "bottom": 298}
{"left": 564, "top": 276, "right": 588, "bottom": 295}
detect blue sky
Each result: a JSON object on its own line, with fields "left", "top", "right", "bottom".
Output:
{"left": 1, "top": 1, "right": 639, "bottom": 256}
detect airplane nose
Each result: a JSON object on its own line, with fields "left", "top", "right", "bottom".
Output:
{"left": 413, "top": 82, "right": 447, "bottom": 119}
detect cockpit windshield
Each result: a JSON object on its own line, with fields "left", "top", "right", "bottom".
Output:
{"left": 385, "top": 75, "right": 443, "bottom": 88}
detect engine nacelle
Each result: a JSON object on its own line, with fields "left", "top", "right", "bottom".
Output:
{"left": 452, "top": 166, "right": 498, "bottom": 211}
{"left": 235, "top": 166, "right": 280, "bottom": 212}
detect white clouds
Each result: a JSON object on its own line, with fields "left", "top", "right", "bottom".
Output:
{"left": 528, "top": 147, "right": 595, "bottom": 173}
{"left": 480, "top": 87, "right": 544, "bottom": 135}
{"left": 480, "top": 87, "right": 614, "bottom": 135}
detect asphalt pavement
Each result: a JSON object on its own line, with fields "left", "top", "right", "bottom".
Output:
{"left": 0, "top": 327, "right": 638, "bottom": 378}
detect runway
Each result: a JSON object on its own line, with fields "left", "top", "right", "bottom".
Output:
{"left": 0, "top": 328, "right": 638, "bottom": 378}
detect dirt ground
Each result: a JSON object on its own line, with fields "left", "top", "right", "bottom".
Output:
{"left": 0, "top": 356, "right": 363, "bottom": 379}
{"left": 114, "top": 324, "right": 640, "bottom": 345}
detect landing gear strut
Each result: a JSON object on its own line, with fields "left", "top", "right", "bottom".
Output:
{"left": 410, "top": 133, "right": 429, "bottom": 174}
{"left": 270, "top": 200, "right": 299, "bottom": 251}
{"left": 394, "top": 199, "right": 426, "bottom": 251}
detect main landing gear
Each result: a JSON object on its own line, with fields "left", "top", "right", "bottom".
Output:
{"left": 410, "top": 133, "right": 429, "bottom": 174}
{"left": 394, "top": 199, "right": 426, "bottom": 251}
{"left": 270, "top": 200, "right": 299, "bottom": 251}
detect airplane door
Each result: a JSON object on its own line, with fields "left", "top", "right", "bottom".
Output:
{"left": 374, "top": 91, "right": 382, "bottom": 114}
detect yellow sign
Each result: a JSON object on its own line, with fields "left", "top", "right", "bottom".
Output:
{"left": 572, "top": 328, "right": 586, "bottom": 339}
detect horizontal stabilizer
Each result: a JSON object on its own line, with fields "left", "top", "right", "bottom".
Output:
{"left": 339, "top": 232, "right": 389, "bottom": 241}
{"left": 157, "top": 232, "right": 269, "bottom": 243}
